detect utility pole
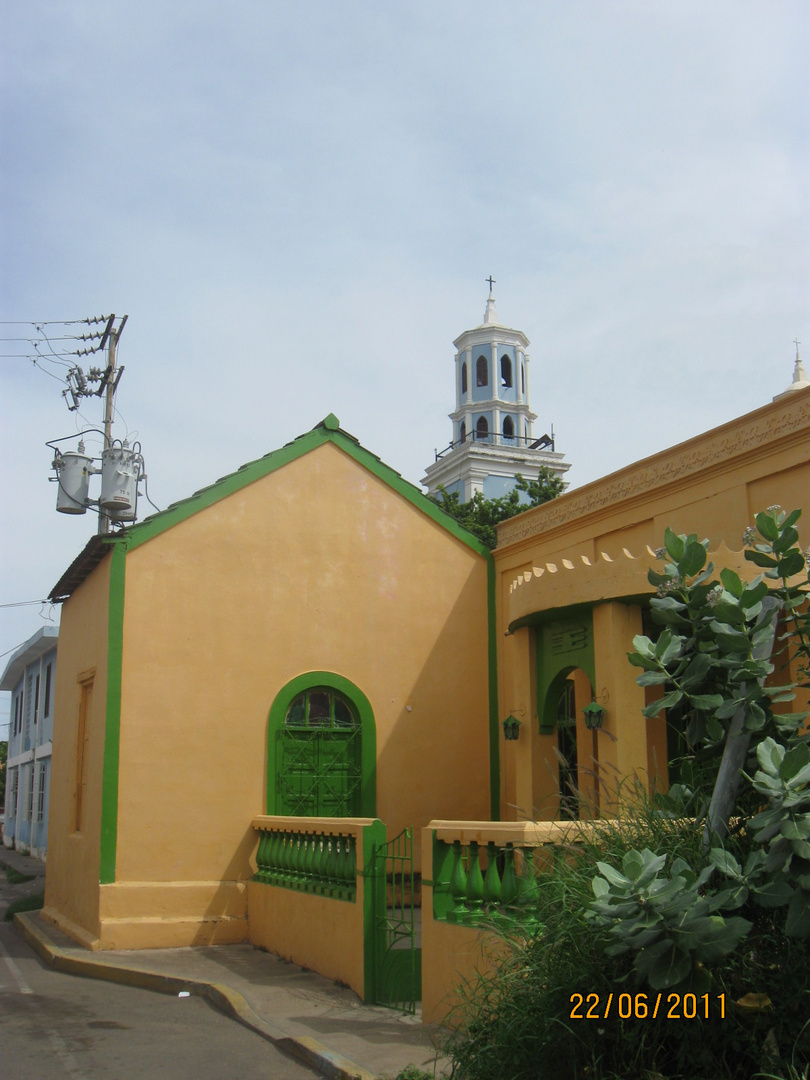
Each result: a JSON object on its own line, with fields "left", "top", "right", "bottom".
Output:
{"left": 97, "top": 314, "right": 128, "bottom": 535}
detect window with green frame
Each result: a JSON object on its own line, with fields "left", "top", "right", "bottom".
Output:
{"left": 277, "top": 688, "right": 362, "bottom": 816}
{"left": 285, "top": 689, "right": 358, "bottom": 731}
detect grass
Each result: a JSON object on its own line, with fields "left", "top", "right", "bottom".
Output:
{"left": 4, "top": 867, "right": 36, "bottom": 885}
{"left": 4, "top": 892, "right": 44, "bottom": 921}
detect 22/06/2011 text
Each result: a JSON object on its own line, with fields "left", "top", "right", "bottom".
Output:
{"left": 570, "top": 992, "right": 726, "bottom": 1021}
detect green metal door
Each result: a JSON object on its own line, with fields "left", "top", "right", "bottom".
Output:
{"left": 277, "top": 688, "right": 362, "bottom": 817}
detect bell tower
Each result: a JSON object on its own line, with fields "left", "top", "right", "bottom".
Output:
{"left": 422, "top": 282, "right": 570, "bottom": 501}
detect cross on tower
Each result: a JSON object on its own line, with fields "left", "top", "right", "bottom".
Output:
{"left": 794, "top": 338, "right": 801, "bottom": 357}
{"left": 485, "top": 275, "right": 496, "bottom": 295}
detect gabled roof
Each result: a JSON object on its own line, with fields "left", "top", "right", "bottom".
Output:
{"left": 49, "top": 414, "right": 489, "bottom": 601}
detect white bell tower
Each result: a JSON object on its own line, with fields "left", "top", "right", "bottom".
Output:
{"left": 422, "top": 282, "right": 570, "bottom": 501}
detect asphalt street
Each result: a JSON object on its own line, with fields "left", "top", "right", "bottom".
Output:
{"left": 0, "top": 920, "right": 325, "bottom": 1080}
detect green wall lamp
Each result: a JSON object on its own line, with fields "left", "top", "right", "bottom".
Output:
{"left": 582, "top": 701, "right": 606, "bottom": 730}
{"left": 502, "top": 715, "right": 522, "bottom": 741}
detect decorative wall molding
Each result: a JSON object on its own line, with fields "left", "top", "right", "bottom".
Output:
{"left": 506, "top": 542, "right": 775, "bottom": 628}
{"left": 497, "top": 393, "right": 810, "bottom": 548}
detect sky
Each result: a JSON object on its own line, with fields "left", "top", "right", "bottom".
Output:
{"left": 1, "top": 1, "right": 808, "bottom": 737}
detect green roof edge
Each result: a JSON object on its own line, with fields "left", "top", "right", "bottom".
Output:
{"left": 121, "top": 417, "right": 491, "bottom": 557}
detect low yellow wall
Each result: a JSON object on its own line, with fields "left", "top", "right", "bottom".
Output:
{"left": 421, "top": 909, "right": 496, "bottom": 1025}
{"left": 248, "top": 882, "right": 366, "bottom": 998}
{"left": 247, "top": 816, "right": 375, "bottom": 999}
{"left": 95, "top": 880, "right": 248, "bottom": 950}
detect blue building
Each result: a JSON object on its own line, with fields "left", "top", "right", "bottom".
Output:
{"left": 2, "top": 627, "right": 58, "bottom": 860}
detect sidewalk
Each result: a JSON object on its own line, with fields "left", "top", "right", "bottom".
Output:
{"left": 2, "top": 850, "right": 448, "bottom": 1080}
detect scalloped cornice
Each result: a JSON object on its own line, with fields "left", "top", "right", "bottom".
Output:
{"left": 506, "top": 541, "right": 791, "bottom": 629}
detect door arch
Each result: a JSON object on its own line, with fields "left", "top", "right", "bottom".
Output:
{"left": 266, "top": 672, "right": 376, "bottom": 817}
{"left": 534, "top": 615, "right": 599, "bottom": 818}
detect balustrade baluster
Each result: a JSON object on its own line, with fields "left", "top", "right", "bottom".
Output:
{"left": 302, "top": 832, "right": 315, "bottom": 889}
{"left": 255, "top": 830, "right": 269, "bottom": 881}
{"left": 325, "top": 835, "right": 338, "bottom": 894}
{"left": 500, "top": 843, "right": 518, "bottom": 906}
{"left": 280, "top": 831, "right": 293, "bottom": 884}
{"left": 311, "top": 834, "right": 323, "bottom": 892}
{"left": 267, "top": 829, "right": 280, "bottom": 881}
{"left": 334, "top": 836, "right": 347, "bottom": 898}
{"left": 449, "top": 840, "right": 469, "bottom": 922}
{"left": 345, "top": 835, "right": 357, "bottom": 899}
{"left": 312, "top": 833, "right": 326, "bottom": 891}
{"left": 466, "top": 840, "right": 484, "bottom": 920}
{"left": 483, "top": 841, "right": 502, "bottom": 908}
{"left": 517, "top": 846, "right": 539, "bottom": 908}
{"left": 264, "top": 830, "right": 276, "bottom": 883}
{"left": 291, "top": 832, "right": 305, "bottom": 888}
{"left": 272, "top": 832, "right": 283, "bottom": 882}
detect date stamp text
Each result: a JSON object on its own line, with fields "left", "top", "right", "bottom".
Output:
{"left": 569, "top": 992, "right": 726, "bottom": 1020}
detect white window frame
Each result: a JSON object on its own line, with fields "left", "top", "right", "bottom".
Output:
{"left": 36, "top": 763, "right": 46, "bottom": 824}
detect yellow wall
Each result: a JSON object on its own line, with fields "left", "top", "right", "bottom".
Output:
{"left": 43, "top": 555, "right": 111, "bottom": 948}
{"left": 83, "top": 441, "right": 490, "bottom": 947}
{"left": 494, "top": 391, "right": 810, "bottom": 819}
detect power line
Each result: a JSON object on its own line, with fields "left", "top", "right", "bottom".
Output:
{"left": 0, "top": 600, "right": 51, "bottom": 610}
{"left": 0, "top": 317, "right": 109, "bottom": 325}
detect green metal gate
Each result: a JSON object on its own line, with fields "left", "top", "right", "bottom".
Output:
{"left": 372, "top": 826, "right": 421, "bottom": 1012}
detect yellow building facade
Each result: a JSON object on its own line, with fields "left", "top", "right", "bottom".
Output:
{"left": 494, "top": 388, "right": 810, "bottom": 824}
{"left": 44, "top": 416, "right": 494, "bottom": 950}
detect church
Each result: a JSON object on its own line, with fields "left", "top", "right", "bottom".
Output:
{"left": 38, "top": 292, "right": 810, "bottom": 1018}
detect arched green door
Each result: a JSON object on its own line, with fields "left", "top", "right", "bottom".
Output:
{"left": 277, "top": 688, "right": 361, "bottom": 816}
{"left": 267, "top": 672, "right": 377, "bottom": 818}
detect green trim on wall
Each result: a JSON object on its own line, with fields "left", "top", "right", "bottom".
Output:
{"left": 535, "top": 612, "right": 596, "bottom": 735}
{"left": 265, "top": 671, "right": 377, "bottom": 817}
{"left": 121, "top": 418, "right": 490, "bottom": 559}
{"left": 100, "top": 541, "right": 126, "bottom": 884}
{"left": 487, "top": 555, "right": 500, "bottom": 819}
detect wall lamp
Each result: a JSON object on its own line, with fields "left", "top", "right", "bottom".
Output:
{"left": 582, "top": 701, "right": 606, "bottom": 730}
{"left": 502, "top": 715, "right": 522, "bottom": 741}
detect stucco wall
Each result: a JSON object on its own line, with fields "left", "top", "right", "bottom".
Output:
{"left": 99, "top": 441, "right": 490, "bottom": 946}
{"left": 43, "top": 553, "right": 111, "bottom": 947}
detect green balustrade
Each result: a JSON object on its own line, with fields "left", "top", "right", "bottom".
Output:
{"left": 433, "top": 835, "right": 542, "bottom": 926}
{"left": 253, "top": 826, "right": 358, "bottom": 902}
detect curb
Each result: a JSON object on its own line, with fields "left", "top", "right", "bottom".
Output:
{"left": 15, "top": 911, "right": 378, "bottom": 1080}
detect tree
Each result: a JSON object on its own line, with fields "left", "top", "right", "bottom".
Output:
{"left": 428, "top": 467, "right": 565, "bottom": 549}
{"left": 622, "top": 507, "right": 810, "bottom": 947}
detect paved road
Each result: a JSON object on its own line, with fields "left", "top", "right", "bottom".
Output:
{"left": 0, "top": 923, "right": 323, "bottom": 1080}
